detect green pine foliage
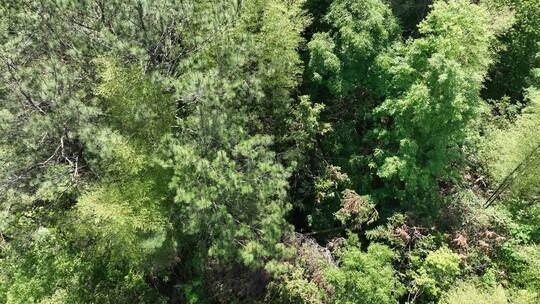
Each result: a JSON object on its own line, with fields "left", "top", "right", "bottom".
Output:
{"left": 1, "top": 0, "right": 312, "bottom": 302}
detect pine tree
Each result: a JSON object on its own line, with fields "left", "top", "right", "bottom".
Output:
{"left": 0, "top": 0, "right": 311, "bottom": 302}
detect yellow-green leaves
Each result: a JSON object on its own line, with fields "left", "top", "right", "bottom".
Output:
{"left": 326, "top": 236, "right": 404, "bottom": 304}
{"left": 77, "top": 179, "right": 173, "bottom": 269}
{"left": 482, "top": 87, "right": 540, "bottom": 199}
{"left": 94, "top": 58, "right": 175, "bottom": 143}
{"left": 408, "top": 246, "right": 461, "bottom": 301}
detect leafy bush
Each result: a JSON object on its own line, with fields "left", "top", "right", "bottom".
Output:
{"left": 326, "top": 235, "right": 404, "bottom": 304}
{"left": 409, "top": 246, "right": 461, "bottom": 301}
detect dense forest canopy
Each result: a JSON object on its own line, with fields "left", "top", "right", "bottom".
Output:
{"left": 0, "top": 0, "right": 539, "bottom": 303}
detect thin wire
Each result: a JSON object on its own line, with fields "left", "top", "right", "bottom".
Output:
{"left": 484, "top": 142, "right": 540, "bottom": 208}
